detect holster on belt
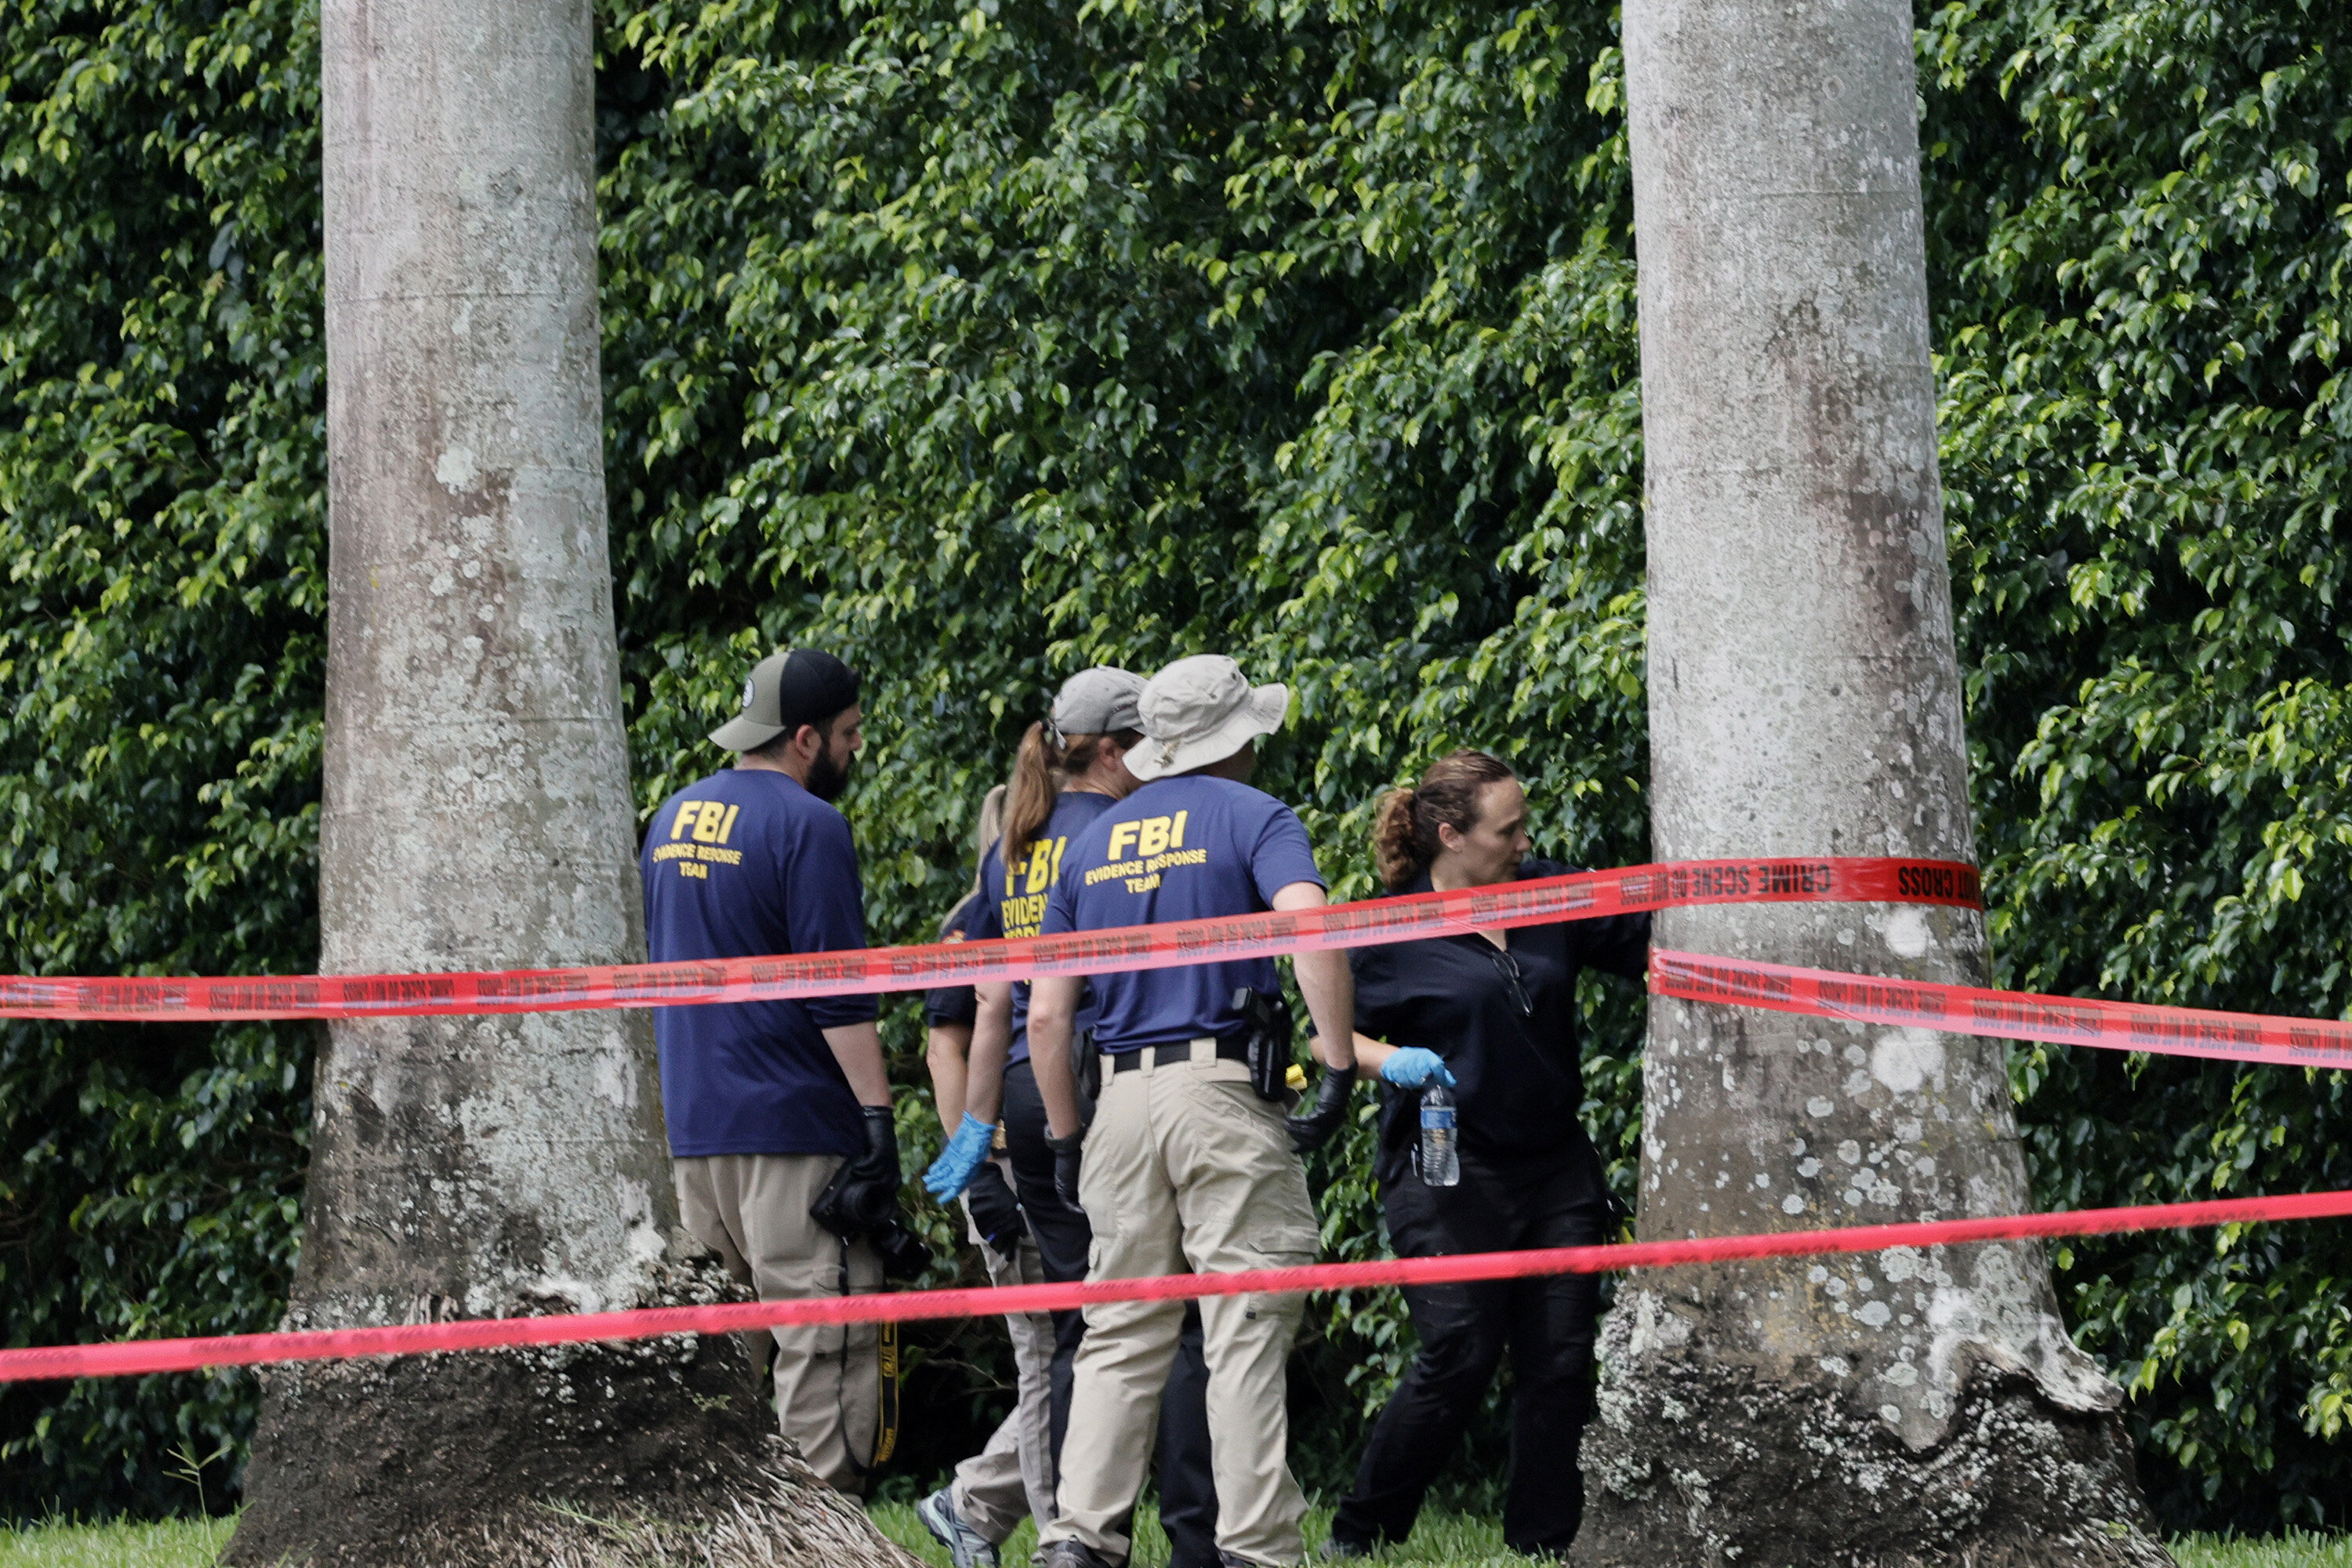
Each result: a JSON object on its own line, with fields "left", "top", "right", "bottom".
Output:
{"left": 1075, "top": 1027, "right": 1102, "bottom": 1125}
{"left": 1232, "top": 985, "right": 1298, "bottom": 1104}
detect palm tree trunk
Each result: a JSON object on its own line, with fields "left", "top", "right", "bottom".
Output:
{"left": 1581, "top": 0, "right": 2169, "bottom": 1561}
{"left": 222, "top": 0, "right": 914, "bottom": 1560}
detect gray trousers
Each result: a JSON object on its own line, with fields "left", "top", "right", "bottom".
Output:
{"left": 949, "top": 1155, "right": 1060, "bottom": 1538}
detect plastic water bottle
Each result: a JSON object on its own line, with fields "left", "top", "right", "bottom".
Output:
{"left": 1418, "top": 1083, "right": 1460, "bottom": 1188}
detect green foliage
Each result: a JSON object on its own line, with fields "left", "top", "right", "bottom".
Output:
{"left": 593, "top": 0, "right": 1648, "bottom": 1507}
{"left": 1922, "top": 0, "right": 2352, "bottom": 1528}
{"left": 1, "top": 0, "right": 2347, "bottom": 1534}
{"left": 0, "top": 0, "right": 323, "bottom": 1520}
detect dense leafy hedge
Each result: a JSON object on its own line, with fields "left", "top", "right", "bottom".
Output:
{"left": 0, "top": 0, "right": 324, "bottom": 1517}
{"left": 3, "top": 0, "right": 2347, "bottom": 1531}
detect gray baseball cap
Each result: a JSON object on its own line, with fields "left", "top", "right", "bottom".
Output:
{"left": 1125, "top": 655, "right": 1289, "bottom": 782}
{"left": 709, "top": 648, "right": 860, "bottom": 752}
{"left": 1051, "top": 667, "right": 1146, "bottom": 739}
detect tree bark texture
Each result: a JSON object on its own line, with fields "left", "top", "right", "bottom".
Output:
{"left": 224, "top": 1, "right": 914, "bottom": 1561}
{"left": 1582, "top": 1, "right": 2169, "bottom": 1563}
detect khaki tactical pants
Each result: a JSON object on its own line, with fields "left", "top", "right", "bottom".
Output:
{"left": 1040, "top": 1046, "right": 1319, "bottom": 1566}
{"left": 950, "top": 1155, "right": 1060, "bottom": 1538}
{"left": 673, "top": 1153, "right": 884, "bottom": 1493}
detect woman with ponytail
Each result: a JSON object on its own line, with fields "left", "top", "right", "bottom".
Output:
{"left": 1323, "top": 751, "right": 1650, "bottom": 1563}
{"left": 914, "top": 670, "right": 1220, "bottom": 1568}
{"left": 916, "top": 781, "right": 1069, "bottom": 1552}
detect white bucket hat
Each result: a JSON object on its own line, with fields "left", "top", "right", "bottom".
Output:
{"left": 1125, "top": 655, "right": 1290, "bottom": 782}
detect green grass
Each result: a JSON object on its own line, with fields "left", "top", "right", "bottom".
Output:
{"left": 870, "top": 1501, "right": 1531, "bottom": 1565}
{"left": 869, "top": 1504, "right": 2352, "bottom": 1568}
{"left": 0, "top": 1515, "right": 234, "bottom": 1568}
{"left": 2, "top": 1509, "right": 2343, "bottom": 1566}
{"left": 2172, "top": 1537, "right": 2352, "bottom": 1568}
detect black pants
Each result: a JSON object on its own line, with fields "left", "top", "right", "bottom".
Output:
{"left": 1004, "top": 1058, "right": 1218, "bottom": 1568}
{"left": 1330, "top": 1145, "right": 1611, "bottom": 1558}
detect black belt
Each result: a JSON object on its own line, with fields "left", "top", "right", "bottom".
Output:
{"left": 1108, "top": 1038, "right": 1250, "bottom": 1074}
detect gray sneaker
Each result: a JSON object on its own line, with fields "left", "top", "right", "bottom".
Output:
{"left": 915, "top": 1487, "right": 1000, "bottom": 1568}
{"left": 1035, "top": 1541, "right": 1118, "bottom": 1568}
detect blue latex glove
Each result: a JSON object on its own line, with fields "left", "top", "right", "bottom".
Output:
{"left": 923, "top": 1112, "right": 997, "bottom": 1200}
{"left": 1378, "top": 1047, "right": 1457, "bottom": 1089}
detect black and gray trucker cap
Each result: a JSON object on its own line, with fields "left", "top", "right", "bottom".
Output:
{"left": 709, "top": 648, "right": 861, "bottom": 752}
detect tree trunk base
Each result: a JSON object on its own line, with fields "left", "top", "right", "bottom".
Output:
{"left": 1579, "top": 1314, "right": 2173, "bottom": 1568}
{"left": 223, "top": 1287, "right": 917, "bottom": 1567}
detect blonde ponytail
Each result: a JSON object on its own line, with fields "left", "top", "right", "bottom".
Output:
{"left": 1001, "top": 722, "right": 1066, "bottom": 862}
{"left": 975, "top": 782, "right": 1007, "bottom": 866}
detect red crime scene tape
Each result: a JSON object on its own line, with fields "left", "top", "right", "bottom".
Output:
{"left": 1651, "top": 950, "right": 2352, "bottom": 1073}
{"left": 4, "top": 1188, "right": 2345, "bottom": 1385}
{"left": 0, "top": 855, "right": 1979, "bottom": 1024}
{"left": 12, "top": 853, "right": 2349, "bottom": 1386}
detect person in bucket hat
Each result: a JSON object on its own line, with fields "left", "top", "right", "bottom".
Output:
{"left": 1025, "top": 655, "right": 1359, "bottom": 1568}
{"left": 1120, "top": 655, "right": 1292, "bottom": 782}
{"left": 914, "top": 668, "right": 1224, "bottom": 1568}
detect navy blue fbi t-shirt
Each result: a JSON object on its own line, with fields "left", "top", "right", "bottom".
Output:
{"left": 641, "top": 769, "right": 880, "bottom": 1159}
{"left": 967, "top": 790, "right": 1117, "bottom": 1065}
{"left": 1041, "top": 775, "right": 1324, "bottom": 1052}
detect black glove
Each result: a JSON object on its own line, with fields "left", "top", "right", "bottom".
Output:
{"left": 1047, "top": 1130, "right": 1085, "bottom": 1210}
{"left": 872, "top": 1215, "right": 934, "bottom": 1281}
{"left": 964, "top": 1162, "right": 1026, "bottom": 1258}
{"left": 1285, "top": 1065, "right": 1356, "bottom": 1152}
{"left": 811, "top": 1105, "right": 902, "bottom": 1237}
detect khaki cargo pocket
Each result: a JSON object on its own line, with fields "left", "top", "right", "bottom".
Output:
{"left": 1246, "top": 1226, "right": 1319, "bottom": 1265}
{"left": 1245, "top": 1164, "right": 1319, "bottom": 1262}
{"left": 1240, "top": 1229, "right": 1318, "bottom": 1324}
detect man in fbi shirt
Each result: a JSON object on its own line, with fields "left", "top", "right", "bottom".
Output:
{"left": 642, "top": 647, "right": 896, "bottom": 1493}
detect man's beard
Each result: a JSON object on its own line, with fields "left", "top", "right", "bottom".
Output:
{"left": 804, "top": 746, "right": 853, "bottom": 803}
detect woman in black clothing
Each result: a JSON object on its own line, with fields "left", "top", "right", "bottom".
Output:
{"left": 1323, "top": 751, "right": 1649, "bottom": 1562}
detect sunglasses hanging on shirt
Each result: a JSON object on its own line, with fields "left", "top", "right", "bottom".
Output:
{"left": 1483, "top": 942, "right": 1534, "bottom": 1018}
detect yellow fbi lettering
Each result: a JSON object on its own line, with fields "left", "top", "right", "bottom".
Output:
{"left": 661, "top": 799, "right": 744, "bottom": 879}
{"left": 1087, "top": 810, "right": 1196, "bottom": 890}
{"left": 1083, "top": 846, "right": 1209, "bottom": 888}
{"left": 1000, "top": 834, "right": 1072, "bottom": 938}
{"left": 1105, "top": 811, "right": 1187, "bottom": 862}
{"left": 1007, "top": 834, "right": 1072, "bottom": 895}
{"left": 667, "top": 800, "right": 743, "bottom": 845}
{"left": 652, "top": 842, "right": 743, "bottom": 866}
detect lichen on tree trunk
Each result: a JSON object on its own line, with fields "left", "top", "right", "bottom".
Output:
{"left": 220, "top": 0, "right": 916, "bottom": 1560}
{"left": 1584, "top": 0, "right": 2169, "bottom": 1560}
